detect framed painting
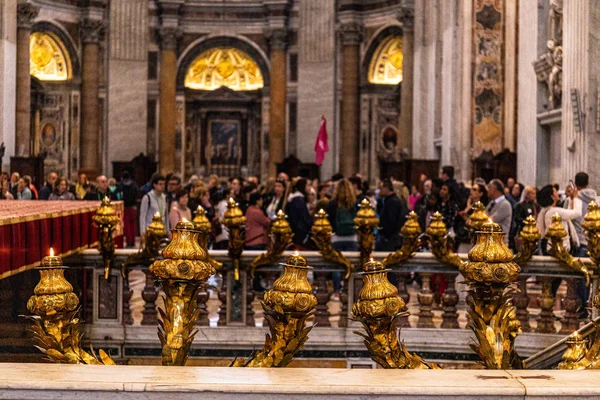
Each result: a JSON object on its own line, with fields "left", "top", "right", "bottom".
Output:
{"left": 207, "top": 119, "right": 241, "bottom": 169}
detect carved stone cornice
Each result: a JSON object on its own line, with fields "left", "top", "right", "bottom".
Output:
{"left": 80, "top": 18, "right": 105, "bottom": 43}
{"left": 158, "top": 27, "right": 182, "bottom": 50}
{"left": 339, "top": 21, "right": 363, "bottom": 46}
{"left": 17, "top": 3, "right": 40, "bottom": 29}
{"left": 266, "top": 28, "right": 288, "bottom": 52}
{"left": 399, "top": 0, "right": 415, "bottom": 33}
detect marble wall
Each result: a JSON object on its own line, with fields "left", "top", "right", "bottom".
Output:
{"left": 106, "top": 0, "right": 148, "bottom": 178}
{"left": 296, "top": 0, "right": 336, "bottom": 180}
{"left": 0, "top": 0, "right": 17, "bottom": 171}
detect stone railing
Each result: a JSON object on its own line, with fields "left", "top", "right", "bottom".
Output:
{"left": 47, "top": 248, "right": 594, "bottom": 366}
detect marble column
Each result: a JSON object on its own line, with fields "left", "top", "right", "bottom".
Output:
{"left": 80, "top": 18, "right": 104, "bottom": 177}
{"left": 158, "top": 27, "right": 179, "bottom": 175}
{"left": 0, "top": 0, "right": 17, "bottom": 169}
{"left": 15, "top": 3, "right": 38, "bottom": 157}
{"left": 339, "top": 22, "right": 361, "bottom": 177}
{"left": 398, "top": 4, "right": 414, "bottom": 158}
{"left": 268, "top": 30, "right": 287, "bottom": 178}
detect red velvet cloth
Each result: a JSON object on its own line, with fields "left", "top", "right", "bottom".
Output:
{"left": 0, "top": 224, "right": 10, "bottom": 276}
{"left": 25, "top": 219, "right": 41, "bottom": 266}
{"left": 10, "top": 222, "right": 26, "bottom": 271}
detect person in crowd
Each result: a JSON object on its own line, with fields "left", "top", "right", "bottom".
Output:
{"left": 169, "top": 188, "right": 192, "bottom": 229}
{"left": 439, "top": 182, "right": 459, "bottom": 235}
{"left": 16, "top": 177, "right": 32, "bottom": 200}
{"left": 139, "top": 173, "right": 168, "bottom": 236}
{"left": 286, "top": 178, "right": 313, "bottom": 249}
{"left": 326, "top": 179, "right": 358, "bottom": 252}
{"left": 511, "top": 185, "right": 539, "bottom": 249}
{"left": 208, "top": 174, "right": 222, "bottom": 205}
{"left": 572, "top": 172, "right": 598, "bottom": 257}
{"left": 75, "top": 173, "right": 88, "bottom": 200}
{"left": 165, "top": 174, "right": 182, "bottom": 210}
{"left": 376, "top": 178, "right": 409, "bottom": 251}
{"left": 440, "top": 166, "right": 459, "bottom": 196}
{"left": 108, "top": 178, "right": 123, "bottom": 201}
{"left": 48, "top": 177, "right": 75, "bottom": 200}
{"left": 84, "top": 175, "right": 114, "bottom": 201}
{"left": 315, "top": 182, "right": 332, "bottom": 213}
{"left": 9, "top": 172, "right": 20, "bottom": 197}
{"left": 23, "top": 176, "right": 38, "bottom": 199}
{"left": 1, "top": 180, "right": 14, "bottom": 200}
{"left": 458, "top": 183, "right": 489, "bottom": 222}
{"left": 195, "top": 187, "right": 215, "bottom": 221}
{"left": 537, "top": 184, "right": 581, "bottom": 254}
{"left": 265, "top": 178, "right": 286, "bottom": 219}
{"left": 306, "top": 186, "right": 318, "bottom": 216}
{"left": 229, "top": 177, "right": 242, "bottom": 202}
{"left": 277, "top": 172, "right": 290, "bottom": 185}
{"left": 213, "top": 188, "right": 233, "bottom": 250}
{"left": 486, "top": 179, "right": 512, "bottom": 244}
{"left": 38, "top": 172, "right": 58, "bottom": 200}
{"left": 507, "top": 182, "right": 523, "bottom": 206}
{"left": 119, "top": 171, "right": 139, "bottom": 248}
{"left": 393, "top": 181, "right": 410, "bottom": 207}
{"left": 348, "top": 176, "right": 366, "bottom": 204}
{"left": 409, "top": 184, "right": 421, "bottom": 211}
{"left": 505, "top": 177, "right": 516, "bottom": 196}
{"left": 245, "top": 192, "right": 270, "bottom": 250}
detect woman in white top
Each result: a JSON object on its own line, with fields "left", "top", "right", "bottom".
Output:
{"left": 536, "top": 184, "right": 581, "bottom": 253}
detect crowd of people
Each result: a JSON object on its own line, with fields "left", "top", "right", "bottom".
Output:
{"left": 1, "top": 165, "right": 595, "bottom": 314}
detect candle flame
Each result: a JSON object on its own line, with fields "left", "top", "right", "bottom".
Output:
{"left": 182, "top": 218, "right": 189, "bottom": 223}
{"left": 293, "top": 250, "right": 300, "bottom": 257}
{"left": 49, "top": 247, "right": 54, "bottom": 257}
{"left": 369, "top": 257, "right": 374, "bottom": 262}
{"left": 154, "top": 211, "right": 161, "bottom": 217}
{"left": 487, "top": 218, "right": 493, "bottom": 224}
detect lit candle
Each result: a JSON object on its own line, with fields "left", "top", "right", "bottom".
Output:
{"left": 50, "top": 247, "right": 54, "bottom": 257}
{"left": 41, "top": 247, "right": 62, "bottom": 268}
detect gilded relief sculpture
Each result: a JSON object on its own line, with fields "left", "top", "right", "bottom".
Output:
{"left": 25, "top": 250, "right": 115, "bottom": 365}
{"left": 222, "top": 198, "right": 246, "bottom": 281}
{"left": 512, "top": 216, "right": 541, "bottom": 266}
{"left": 352, "top": 258, "right": 440, "bottom": 369}
{"left": 382, "top": 211, "right": 421, "bottom": 267}
{"left": 123, "top": 212, "right": 168, "bottom": 268}
{"left": 92, "top": 197, "right": 121, "bottom": 280}
{"left": 149, "top": 220, "right": 216, "bottom": 366}
{"left": 311, "top": 209, "right": 354, "bottom": 279}
{"left": 426, "top": 212, "right": 462, "bottom": 269}
{"left": 250, "top": 210, "right": 293, "bottom": 277}
{"left": 233, "top": 252, "right": 317, "bottom": 367}
{"left": 465, "top": 202, "right": 489, "bottom": 243}
{"left": 355, "top": 199, "right": 379, "bottom": 267}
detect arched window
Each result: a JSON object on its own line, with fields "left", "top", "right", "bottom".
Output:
{"left": 184, "top": 47, "right": 264, "bottom": 91}
{"left": 30, "top": 32, "right": 71, "bottom": 81}
{"left": 368, "top": 36, "right": 403, "bottom": 85}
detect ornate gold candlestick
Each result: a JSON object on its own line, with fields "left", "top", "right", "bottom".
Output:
{"left": 355, "top": 199, "right": 379, "bottom": 267}
{"left": 149, "top": 220, "right": 216, "bottom": 366}
{"left": 426, "top": 212, "right": 462, "bottom": 268}
{"left": 513, "top": 216, "right": 541, "bottom": 266}
{"left": 583, "top": 201, "right": 600, "bottom": 266}
{"left": 233, "top": 252, "right": 317, "bottom": 367}
{"left": 545, "top": 213, "right": 591, "bottom": 286}
{"left": 25, "top": 249, "right": 115, "bottom": 365}
{"left": 382, "top": 211, "right": 421, "bottom": 266}
{"left": 222, "top": 198, "right": 246, "bottom": 281}
{"left": 311, "top": 209, "right": 354, "bottom": 278}
{"left": 193, "top": 206, "right": 223, "bottom": 271}
{"left": 558, "top": 331, "right": 592, "bottom": 369}
{"left": 461, "top": 221, "right": 522, "bottom": 369}
{"left": 466, "top": 201, "right": 489, "bottom": 243}
{"left": 92, "top": 197, "right": 121, "bottom": 280}
{"left": 352, "top": 258, "right": 439, "bottom": 369}
{"left": 123, "top": 212, "right": 167, "bottom": 268}
{"left": 250, "top": 210, "right": 293, "bottom": 277}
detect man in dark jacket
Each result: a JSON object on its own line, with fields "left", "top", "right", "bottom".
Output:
{"left": 38, "top": 172, "right": 57, "bottom": 200}
{"left": 119, "top": 171, "right": 139, "bottom": 247}
{"left": 376, "top": 178, "right": 409, "bottom": 252}
{"left": 286, "top": 178, "right": 313, "bottom": 249}
{"left": 84, "top": 175, "right": 118, "bottom": 201}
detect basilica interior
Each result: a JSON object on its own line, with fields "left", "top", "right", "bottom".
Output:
{"left": 1, "top": 0, "right": 600, "bottom": 399}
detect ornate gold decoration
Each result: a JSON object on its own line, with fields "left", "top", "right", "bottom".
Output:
{"left": 426, "top": 212, "right": 462, "bottom": 269}
{"left": 250, "top": 210, "right": 293, "bottom": 277}
{"left": 25, "top": 250, "right": 115, "bottom": 365}
{"left": 123, "top": 212, "right": 167, "bottom": 268}
{"left": 149, "top": 221, "right": 216, "bottom": 366}
{"left": 185, "top": 47, "right": 264, "bottom": 91}
{"left": 583, "top": 201, "right": 600, "bottom": 266}
{"left": 222, "top": 198, "right": 246, "bottom": 281}
{"left": 193, "top": 206, "right": 223, "bottom": 271}
{"left": 355, "top": 199, "right": 379, "bottom": 267}
{"left": 368, "top": 36, "right": 403, "bottom": 85}
{"left": 233, "top": 253, "right": 317, "bottom": 367}
{"left": 513, "top": 216, "right": 541, "bottom": 266}
{"left": 545, "top": 213, "right": 591, "bottom": 286}
{"left": 466, "top": 201, "right": 489, "bottom": 242}
{"left": 311, "top": 209, "right": 354, "bottom": 279}
{"left": 558, "top": 294, "right": 600, "bottom": 370}
{"left": 461, "top": 221, "right": 522, "bottom": 369}
{"left": 92, "top": 197, "right": 121, "bottom": 280}
{"left": 382, "top": 211, "right": 421, "bottom": 267}
{"left": 30, "top": 32, "right": 70, "bottom": 81}
{"left": 352, "top": 259, "right": 439, "bottom": 369}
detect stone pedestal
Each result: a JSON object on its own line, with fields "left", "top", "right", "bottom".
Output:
{"left": 267, "top": 30, "right": 287, "bottom": 178}
{"left": 339, "top": 22, "right": 361, "bottom": 177}
{"left": 80, "top": 18, "right": 104, "bottom": 177}
{"left": 158, "top": 28, "right": 179, "bottom": 175}
{"left": 15, "top": 3, "right": 39, "bottom": 157}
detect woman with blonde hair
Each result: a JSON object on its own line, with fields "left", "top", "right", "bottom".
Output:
{"left": 393, "top": 180, "right": 410, "bottom": 206}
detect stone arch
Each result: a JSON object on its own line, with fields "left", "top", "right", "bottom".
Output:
{"left": 177, "top": 35, "right": 270, "bottom": 90}
{"left": 361, "top": 24, "right": 403, "bottom": 86}
{"left": 31, "top": 21, "right": 81, "bottom": 79}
